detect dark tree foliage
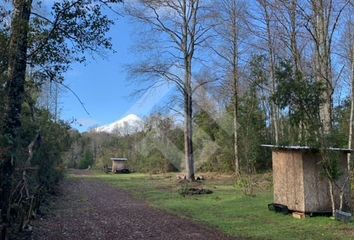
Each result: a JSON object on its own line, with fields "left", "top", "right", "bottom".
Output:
{"left": 28, "top": 0, "right": 119, "bottom": 84}
{"left": 272, "top": 60, "right": 325, "bottom": 146}
{"left": 238, "top": 86, "right": 269, "bottom": 172}
{"left": 192, "top": 88, "right": 269, "bottom": 173}
{"left": 0, "top": 0, "right": 121, "bottom": 238}
{"left": 0, "top": 80, "right": 73, "bottom": 236}
{"left": 1, "top": 1, "right": 33, "bottom": 234}
{"left": 194, "top": 110, "right": 219, "bottom": 142}
{"left": 0, "top": 31, "right": 8, "bottom": 78}
{"left": 79, "top": 149, "right": 94, "bottom": 169}
{"left": 332, "top": 100, "right": 351, "bottom": 147}
{"left": 0, "top": 30, "right": 8, "bottom": 130}
{"left": 194, "top": 110, "right": 229, "bottom": 172}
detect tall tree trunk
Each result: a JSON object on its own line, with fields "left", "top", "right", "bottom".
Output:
{"left": 263, "top": 2, "right": 279, "bottom": 144}
{"left": 184, "top": 56, "right": 194, "bottom": 181}
{"left": 289, "top": 0, "right": 302, "bottom": 74}
{"left": 288, "top": 0, "right": 305, "bottom": 142}
{"left": 0, "top": 0, "right": 32, "bottom": 238}
{"left": 233, "top": 80, "right": 239, "bottom": 176}
{"left": 230, "top": 0, "right": 240, "bottom": 176}
{"left": 217, "top": 0, "right": 242, "bottom": 176}
{"left": 126, "top": 0, "right": 205, "bottom": 180}
{"left": 312, "top": 0, "right": 333, "bottom": 133}
{"left": 348, "top": 44, "right": 354, "bottom": 171}
{"left": 328, "top": 179, "right": 336, "bottom": 217}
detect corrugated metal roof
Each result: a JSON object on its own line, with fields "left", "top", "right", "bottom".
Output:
{"left": 111, "top": 158, "right": 128, "bottom": 161}
{"left": 261, "top": 145, "right": 352, "bottom": 153}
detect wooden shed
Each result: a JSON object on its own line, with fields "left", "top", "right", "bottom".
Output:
{"left": 263, "top": 145, "right": 351, "bottom": 213}
{"left": 111, "top": 158, "right": 127, "bottom": 172}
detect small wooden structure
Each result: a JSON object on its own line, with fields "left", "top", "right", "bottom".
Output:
{"left": 111, "top": 158, "right": 128, "bottom": 173}
{"left": 263, "top": 145, "right": 351, "bottom": 213}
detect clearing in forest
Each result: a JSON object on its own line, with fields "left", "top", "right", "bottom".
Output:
{"left": 31, "top": 170, "right": 236, "bottom": 240}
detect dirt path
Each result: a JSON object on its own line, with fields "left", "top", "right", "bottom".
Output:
{"left": 31, "top": 171, "right": 237, "bottom": 240}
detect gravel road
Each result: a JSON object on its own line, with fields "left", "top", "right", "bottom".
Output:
{"left": 31, "top": 171, "right": 238, "bottom": 240}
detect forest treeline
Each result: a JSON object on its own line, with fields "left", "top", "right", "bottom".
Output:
{"left": 72, "top": 0, "right": 354, "bottom": 176}
{"left": 1, "top": 0, "right": 354, "bottom": 238}
{"left": 70, "top": 95, "right": 270, "bottom": 174}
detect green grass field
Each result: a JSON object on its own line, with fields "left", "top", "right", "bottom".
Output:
{"left": 82, "top": 172, "right": 354, "bottom": 240}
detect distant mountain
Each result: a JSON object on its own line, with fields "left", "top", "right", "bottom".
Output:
{"left": 94, "top": 114, "right": 144, "bottom": 134}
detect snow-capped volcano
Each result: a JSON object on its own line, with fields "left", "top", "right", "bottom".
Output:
{"left": 94, "top": 114, "right": 144, "bottom": 134}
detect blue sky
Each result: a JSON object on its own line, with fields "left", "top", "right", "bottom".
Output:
{"left": 49, "top": 1, "right": 351, "bottom": 132}
{"left": 60, "top": 10, "right": 172, "bottom": 132}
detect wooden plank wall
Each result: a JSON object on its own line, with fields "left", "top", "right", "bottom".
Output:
{"left": 272, "top": 151, "right": 305, "bottom": 212}
{"left": 112, "top": 161, "right": 126, "bottom": 172}
{"left": 303, "top": 153, "right": 351, "bottom": 212}
{"left": 272, "top": 150, "right": 351, "bottom": 213}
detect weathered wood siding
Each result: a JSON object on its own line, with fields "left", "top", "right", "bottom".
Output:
{"left": 272, "top": 149, "right": 351, "bottom": 213}
{"left": 303, "top": 152, "right": 351, "bottom": 212}
{"left": 272, "top": 150, "right": 305, "bottom": 212}
{"left": 112, "top": 161, "right": 126, "bottom": 172}
{"left": 302, "top": 153, "right": 329, "bottom": 212}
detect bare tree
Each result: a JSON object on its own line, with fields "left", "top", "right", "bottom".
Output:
{"left": 37, "top": 79, "right": 62, "bottom": 121}
{"left": 344, "top": 5, "right": 354, "bottom": 171}
{"left": 126, "top": 0, "right": 214, "bottom": 180}
{"left": 211, "top": 0, "right": 249, "bottom": 176}
{"left": 273, "top": 0, "right": 303, "bottom": 73}
{"left": 299, "top": 0, "right": 350, "bottom": 132}
{"left": 256, "top": 0, "right": 280, "bottom": 144}
{"left": 271, "top": 0, "right": 311, "bottom": 141}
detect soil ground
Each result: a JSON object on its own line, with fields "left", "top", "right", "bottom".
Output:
{"left": 31, "top": 170, "right": 238, "bottom": 240}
